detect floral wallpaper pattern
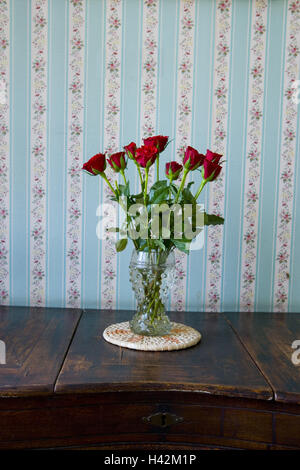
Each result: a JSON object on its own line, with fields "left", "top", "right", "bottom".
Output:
{"left": 1, "top": 0, "right": 300, "bottom": 313}
{"left": 0, "top": 0, "right": 9, "bottom": 303}
{"left": 205, "top": 0, "right": 232, "bottom": 311}
{"left": 274, "top": 0, "right": 300, "bottom": 311}
{"left": 240, "top": 0, "right": 268, "bottom": 311}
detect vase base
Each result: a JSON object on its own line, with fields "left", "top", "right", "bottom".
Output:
{"left": 103, "top": 321, "right": 201, "bottom": 351}
{"left": 129, "top": 312, "right": 172, "bottom": 336}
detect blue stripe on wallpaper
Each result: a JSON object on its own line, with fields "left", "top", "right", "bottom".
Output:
{"left": 47, "top": 0, "right": 68, "bottom": 307}
{"left": 11, "top": 0, "right": 31, "bottom": 306}
{"left": 81, "top": 0, "right": 88, "bottom": 309}
{"left": 83, "top": 0, "right": 105, "bottom": 309}
{"left": 187, "top": 0, "right": 214, "bottom": 312}
{"left": 117, "top": 0, "right": 143, "bottom": 310}
{"left": 222, "top": 0, "right": 248, "bottom": 312}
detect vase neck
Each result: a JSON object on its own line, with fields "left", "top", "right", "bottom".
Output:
{"left": 130, "top": 249, "right": 175, "bottom": 269}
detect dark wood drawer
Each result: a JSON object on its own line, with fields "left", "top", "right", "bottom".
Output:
{"left": 4, "top": 398, "right": 299, "bottom": 450}
{"left": 0, "top": 403, "right": 222, "bottom": 445}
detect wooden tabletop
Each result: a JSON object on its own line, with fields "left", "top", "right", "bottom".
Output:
{"left": 0, "top": 306, "right": 81, "bottom": 396}
{"left": 55, "top": 310, "right": 272, "bottom": 400}
{"left": 1, "top": 307, "right": 300, "bottom": 404}
{"left": 225, "top": 312, "right": 300, "bottom": 404}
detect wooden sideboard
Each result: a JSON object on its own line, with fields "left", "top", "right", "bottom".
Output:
{"left": 0, "top": 306, "right": 300, "bottom": 450}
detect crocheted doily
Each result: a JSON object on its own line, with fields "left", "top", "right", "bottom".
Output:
{"left": 103, "top": 321, "right": 201, "bottom": 351}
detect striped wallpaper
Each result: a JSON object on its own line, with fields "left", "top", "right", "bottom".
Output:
{"left": 0, "top": 0, "right": 300, "bottom": 313}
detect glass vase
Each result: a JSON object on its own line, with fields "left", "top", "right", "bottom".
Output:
{"left": 129, "top": 249, "right": 175, "bottom": 336}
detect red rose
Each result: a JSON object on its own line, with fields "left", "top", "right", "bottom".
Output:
{"left": 203, "top": 158, "right": 222, "bottom": 181}
{"left": 183, "top": 146, "right": 205, "bottom": 171}
{"left": 108, "top": 151, "right": 127, "bottom": 172}
{"left": 166, "top": 161, "right": 183, "bottom": 181}
{"left": 206, "top": 149, "right": 222, "bottom": 164}
{"left": 124, "top": 142, "right": 137, "bottom": 160}
{"left": 143, "top": 135, "right": 169, "bottom": 153}
{"left": 82, "top": 153, "right": 106, "bottom": 175}
{"left": 135, "top": 145, "right": 158, "bottom": 168}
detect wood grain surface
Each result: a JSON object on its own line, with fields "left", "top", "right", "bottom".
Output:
{"left": 0, "top": 306, "right": 81, "bottom": 396}
{"left": 55, "top": 310, "right": 272, "bottom": 400}
{"left": 225, "top": 312, "right": 300, "bottom": 404}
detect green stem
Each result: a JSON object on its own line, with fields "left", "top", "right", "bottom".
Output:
{"left": 195, "top": 179, "right": 207, "bottom": 200}
{"left": 106, "top": 175, "right": 138, "bottom": 251}
{"left": 174, "top": 168, "right": 189, "bottom": 204}
{"left": 101, "top": 173, "right": 117, "bottom": 197}
{"left": 136, "top": 164, "right": 143, "bottom": 190}
{"left": 120, "top": 169, "right": 127, "bottom": 186}
{"left": 156, "top": 155, "right": 159, "bottom": 181}
{"left": 144, "top": 168, "right": 149, "bottom": 205}
{"left": 144, "top": 168, "right": 151, "bottom": 251}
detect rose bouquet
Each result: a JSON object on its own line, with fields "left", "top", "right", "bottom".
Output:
{"left": 83, "top": 135, "right": 224, "bottom": 336}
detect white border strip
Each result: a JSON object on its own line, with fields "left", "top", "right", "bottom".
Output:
{"left": 0, "top": 0, "right": 10, "bottom": 304}
{"left": 65, "top": 0, "right": 86, "bottom": 307}
{"left": 205, "top": 0, "right": 232, "bottom": 312}
{"left": 239, "top": 0, "right": 268, "bottom": 312}
{"left": 100, "top": 0, "right": 122, "bottom": 309}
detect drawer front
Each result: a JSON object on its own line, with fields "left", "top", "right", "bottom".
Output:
{"left": 102, "top": 404, "right": 222, "bottom": 436}
{"left": 1, "top": 402, "right": 298, "bottom": 449}
{"left": 0, "top": 403, "right": 221, "bottom": 446}
{"left": 275, "top": 414, "right": 300, "bottom": 447}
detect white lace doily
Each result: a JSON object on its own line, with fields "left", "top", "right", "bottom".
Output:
{"left": 103, "top": 321, "right": 201, "bottom": 351}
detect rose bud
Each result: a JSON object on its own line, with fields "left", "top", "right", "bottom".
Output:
{"left": 203, "top": 158, "right": 222, "bottom": 182}
{"left": 206, "top": 149, "right": 223, "bottom": 164}
{"left": 166, "top": 161, "right": 183, "bottom": 181}
{"left": 107, "top": 151, "right": 127, "bottom": 172}
{"left": 183, "top": 146, "right": 205, "bottom": 171}
{"left": 82, "top": 153, "right": 106, "bottom": 175}
{"left": 135, "top": 145, "right": 158, "bottom": 168}
{"left": 124, "top": 142, "right": 137, "bottom": 160}
{"left": 143, "top": 135, "right": 169, "bottom": 153}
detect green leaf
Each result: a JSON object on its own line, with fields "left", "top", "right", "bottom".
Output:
{"left": 150, "top": 187, "right": 170, "bottom": 204}
{"left": 118, "top": 183, "right": 130, "bottom": 197}
{"left": 152, "top": 239, "right": 166, "bottom": 251}
{"left": 149, "top": 180, "right": 168, "bottom": 192}
{"left": 204, "top": 212, "right": 224, "bottom": 226}
{"left": 106, "top": 227, "right": 120, "bottom": 233}
{"left": 171, "top": 238, "right": 190, "bottom": 254}
{"left": 115, "top": 238, "right": 128, "bottom": 252}
{"left": 131, "top": 191, "right": 144, "bottom": 204}
{"left": 181, "top": 188, "right": 196, "bottom": 204}
{"left": 186, "top": 181, "right": 195, "bottom": 190}
{"left": 169, "top": 183, "right": 178, "bottom": 197}
{"left": 149, "top": 180, "right": 168, "bottom": 203}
